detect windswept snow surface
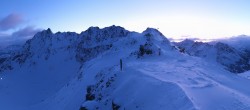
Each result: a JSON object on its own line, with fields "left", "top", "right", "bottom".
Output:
{"left": 0, "top": 26, "right": 250, "bottom": 110}
{"left": 30, "top": 51, "right": 250, "bottom": 110}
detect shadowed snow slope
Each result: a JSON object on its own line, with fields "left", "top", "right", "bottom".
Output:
{"left": 0, "top": 26, "right": 250, "bottom": 110}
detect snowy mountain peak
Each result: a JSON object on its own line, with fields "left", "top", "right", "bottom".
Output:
{"left": 82, "top": 25, "right": 128, "bottom": 37}
{"left": 143, "top": 28, "right": 163, "bottom": 36}
{"left": 103, "top": 25, "right": 125, "bottom": 31}
{"left": 30, "top": 28, "right": 54, "bottom": 42}
{"left": 84, "top": 25, "right": 127, "bottom": 35}
{"left": 40, "top": 28, "right": 53, "bottom": 35}
{"left": 84, "top": 26, "right": 100, "bottom": 34}
{"left": 142, "top": 28, "right": 169, "bottom": 44}
{"left": 182, "top": 39, "right": 195, "bottom": 44}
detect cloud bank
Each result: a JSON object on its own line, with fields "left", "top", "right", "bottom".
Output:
{"left": 0, "top": 26, "right": 41, "bottom": 48}
{"left": 0, "top": 13, "right": 41, "bottom": 48}
{"left": 12, "top": 26, "right": 41, "bottom": 39}
{"left": 0, "top": 13, "right": 24, "bottom": 31}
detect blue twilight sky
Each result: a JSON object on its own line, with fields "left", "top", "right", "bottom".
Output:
{"left": 0, "top": 0, "right": 250, "bottom": 46}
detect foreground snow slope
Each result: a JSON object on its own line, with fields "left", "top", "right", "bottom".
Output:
{"left": 0, "top": 26, "right": 250, "bottom": 110}
{"left": 30, "top": 50, "right": 250, "bottom": 110}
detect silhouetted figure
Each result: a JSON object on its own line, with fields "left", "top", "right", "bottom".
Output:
{"left": 120, "top": 59, "right": 123, "bottom": 71}
{"left": 158, "top": 48, "right": 161, "bottom": 56}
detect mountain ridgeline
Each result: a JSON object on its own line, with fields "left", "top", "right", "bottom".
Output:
{"left": 0, "top": 25, "right": 249, "bottom": 74}
{"left": 1, "top": 26, "right": 250, "bottom": 110}
{"left": 0, "top": 26, "right": 171, "bottom": 73}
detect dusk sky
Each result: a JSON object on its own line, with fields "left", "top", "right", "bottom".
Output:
{"left": 0, "top": 0, "right": 250, "bottom": 46}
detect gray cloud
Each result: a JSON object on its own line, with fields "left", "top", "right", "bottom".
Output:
{"left": 12, "top": 26, "right": 41, "bottom": 39}
{"left": 0, "top": 13, "right": 42, "bottom": 48}
{"left": 0, "top": 13, "right": 24, "bottom": 31}
{"left": 0, "top": 26, "right": 41, "bottom": 48}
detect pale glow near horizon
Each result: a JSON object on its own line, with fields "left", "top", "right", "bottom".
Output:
{"left": 1, "top": 0, "right": 250, "bottom": 42}
{"left": 120, "top": 15, "right": 250, "bottom": 40}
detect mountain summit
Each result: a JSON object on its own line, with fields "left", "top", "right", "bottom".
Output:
{"left": 0, "top": 26, "right": 250, "bottom": 110}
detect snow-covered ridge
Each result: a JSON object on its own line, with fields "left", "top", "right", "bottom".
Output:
{"left": 1, "top": 26, "right": 250, "bottom": 110}
{"left": 0, "top": 25, "right": 173, "bottom": 73}
{"left": 0, "top": 25, "right": 177, "bottom": 110}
